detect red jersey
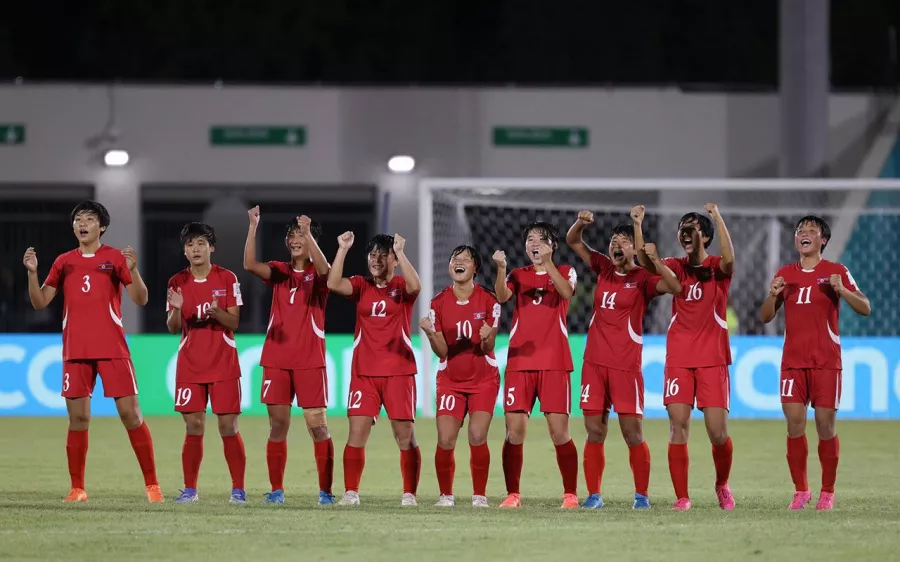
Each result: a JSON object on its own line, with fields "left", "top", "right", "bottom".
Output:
{"left": 348, "top": 275, "right": 418, "bottom": 377}
{"left": 776, "top": 260, "right": 857, "bottom": 370}
{"left": 505, "top": 264, "right": 576, "bottom": 372}
{"left": 260, "top": 261, "right": 329, "bottom": 369}
{"left": 430, "top": 284, "right": 501, "bottom": 391}
{"left": 585, "top": 251, "right": 662, "bottom": 372}
{"left": 43, "top": 245, "right": 132, "bottom": 361}
{"left": 664, "top": 255, "right": 732, "bottom": 368}
{"left": 166, "top": 265, "right": 242, "bottom": 383}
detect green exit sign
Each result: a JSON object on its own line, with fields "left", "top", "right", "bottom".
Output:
{"left": 0, "top": 124, "right": 25, "bottom": 145}
{"left": 493, "top": 126, "right": 589, "bottom": 148}
{"left": 210, "top": 125, "right": 306, "bottom": 147}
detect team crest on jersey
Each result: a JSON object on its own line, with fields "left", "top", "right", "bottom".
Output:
{"left": 97, "top": 262, "right": 114, "bottom": 271}
{"left": 304, "top": 273, "right": 315, "bottom": 282}
{"left": 473, "top": 311, "right": 487, "bottom": 320}
{"left": 212, "top": 288, "right": 227, "bottom": 297}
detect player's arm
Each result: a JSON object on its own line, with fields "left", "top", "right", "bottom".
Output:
{"left": 392, "top": 234, "right": 421, "bottom": 296}
{"left": 493, "top": 250, "right": 513, "bottom": 303}
{"left": 706, "top": 203, "right": 734, "bottom": 275}
{"left": 831, "top": 273, "right": 871, "bottom": 316}
{"left": 645, "top": 243, "right": 681, "bottom": 294}
{"left": 298, "top": 215, "right": 330, "bottom": 277}
{"left": 207, "top": 299, "right": 240, "bottom": 331}
{"left": 540, "top": 244, "right": 575, "bottom": 299}
{"left": 565, "top": 211, "right": 596, "bottom": 265}
{"left": 122, "top": 246, "right": 149, "bottom": 306}
{"left": 243, "top": 205, "right": 273, "bottom": 280}
{"left": 23, "top": 248, "right": 57, "bottom": 309}
{"left": 326, "top": 232, "right": 355, "bottom": 296}
{"left": 166, "top": 286, "right": 183, "bottom": 334}
{"left": 419, "top": 312, "right": 448, "bottom": 359}
{"left": 760, "top": 276, "right": 785, "bottom": 323}
{"left": 480, "top": 302, "right": 501, "bottom": 354}
{"left": 632, "top": 205, "right": 658, "bottom": 274}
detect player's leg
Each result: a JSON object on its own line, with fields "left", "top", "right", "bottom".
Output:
{"left": 781, "top": 369, "right": 812, "bottom": 510}
{"left": 62, "top": 361, "right": 93, "bottom": 501}
{"left": 664, "top": 366, "right": 695, "bottom": 510}
{"left": 295, "top": 368, "right": 334, "bottom": 504}
{"left": 261, "top": 368, "right": 293, "bottom": 503}
{"left": 609, "top": 367, "right": 651, "bottom": 509}
{"left": 385, "top": 375, "right": 420, "bottom": 506}
{"left": 434, "top": 386, "right": 465, "bottom": 506}
{"left": 212, "top": 378, "right": 246, "bottom": 504}
{"left": 539, "top": 371, "right": 578, "bottom": 509}
{"left": 341, "top": 375, "right": 379, "bottom": 505}
{"left": 174, "top": 381, "right": 207, "bottom": 503}
{"left": 696, "top": 366, "right": 734, "bottom": 510}
{"left": 812, "top": 369, "right": 842, "bottom": 511}
{"left": 500, "top": 370, "right": 537, "bottom": 507}
{"left": 466, "top": 381, "right": 498, "bottom": 507}
{"left": 580, "top": 363, "right": 610, "bottom": 509}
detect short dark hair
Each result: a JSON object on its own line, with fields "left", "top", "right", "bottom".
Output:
{"left": 609, "top": 223, "right": 635, "bottom": 243}
{"left": 285, "top": 218, "right": 322, "bottom": 241}
{"left": 70, "top": 200, "right": 111, "bottom": 237}
{"left": 521, "top": 221, "right": 560, "bottom": 247}
{"left": 365, "top": 234, "right": 395, "bottom": 256}
{"left": 180, "top": 222, "right": 217, "bottom": 247}
{"left": 795, "top": 215, "right": 831, "bottom": 252}
{"left": 450, "top": 245, "right": 482, "bottom": 275}
{"left": 678, "top": 212, "right": 715, "bottom": 248}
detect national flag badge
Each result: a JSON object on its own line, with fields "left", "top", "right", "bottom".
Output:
{"left": 98, "top": 262, "right": 114, "bottom": 271}
{"left": 624, "top": 282, "right": 637, "bottom": 289}
{"left": 473, "top": 311, "right": 487, "bottom": 320}
{"left": 817, "top": 277, "right": 830, "bottom": 285}
{"left": 389, "top": 289, "right": 402, "bottom": 297}
{"left": 212, "top": 288, "right": 227, "bottom": 297}
{"left": 304, "top": 273, "right": 315, "bottom": 282}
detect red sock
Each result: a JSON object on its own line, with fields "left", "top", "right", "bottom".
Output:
{"left": 668, "top": 443, "right": 689, "bottom": 500}
{"left": 786, "top": 435, "right": 809, "bottom": 492}
{"left": 182, "top": 434, "right": 204, "bottom": 489}
{"left": 266, "top": 439, "right": 287, "bottom": 491}
{"left": 583, "top": 441, "right": 605, "bottom": 495}
{"left": 502, "top": 441, "right": 523, "bottom": 494}
{"left": 66, "top": 429, "right": 88, "bottom": 489}
{"left": 469, "top": 443, "right": 490, "bottom": 497}
{"left": 400, "top": 447, "right": 422, "bottom": 495}
{"left": 555, "top": 439, "right": 579, "bottom": 495}
{"left": 818, "top": 435, "right": 839, "bottom": 494}
{"left": 343, "top": 445, "right": 365, "bottom": 492}
{"left": 712, "top": 437, "right": 733, "bottom": 487}
{"left": 629, "top": 441, "right": 651, "bottom": 497}
{"left": 126, "top": 421, "right": 159, "bottom": 486}
{"left": 221, "top": 433, "right": 246, "bottom": 490}
{"left": 314, "top": 438, "right": 334, "bottom": 495}
{"left": 434, "top": 446, "right": 455, "bottom": 495}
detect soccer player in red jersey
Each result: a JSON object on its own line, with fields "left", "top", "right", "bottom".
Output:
{"left": 22, "top": 200, "right": 162, "bottom": 503}
{"left": 166, "top": 222, "right": 246, "bottom": 504}
{"left": 760, "top": 216, "right": 870, "bottom": 511}
{"left": 419, "top": 245, "right": 500, "bottom": 508}
{"left": 243, "top": 207, "right": 334, "bottom": 505}
{"left": 636, "top": 203, "right": 736, "bottom": 511}
{"left": 493, "top": 221, "right": 580, "bottom": 509}
{"left": 567, "top": 211, "right": 681, "bottom": 510}
{"left": 327, "top": 232, "right": 422, "bottom": 506}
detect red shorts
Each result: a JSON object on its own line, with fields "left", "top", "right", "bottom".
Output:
{"left": 663, "top": 365, "right": 730, "bottom": 410}
{"left": 579, "top": 362, "right": 644, "bottom": 417}
{"left": 261, "top": 367, "right": 328, "bottom": 409}
{"left": 780, "top": 369, "right": 842, "bottom": 409}
{"left": 175, "top": 378, "right": 242, "bottom": 415}
{"left": 62, "top": 359, "right": 138, "bottom": 399}
{"left": 347, "top": 375, "right": 416, "bottom": 421}
{"left": 435, "top": 378, "right": 500, "bottom": 422}
{"left": 503, "top": 370, "right": 571, "bottom": 415}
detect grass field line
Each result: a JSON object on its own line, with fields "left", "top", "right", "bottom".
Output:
{"left": 0, "top": 525, "right": 607, "bottom": 536}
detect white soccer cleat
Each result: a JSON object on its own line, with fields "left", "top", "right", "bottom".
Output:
{"left": 434, "top": 494, "right": 455, "bottom": 507}
{"left": 338, "top": 491, "right": 360, "bottom": 506}
{"left": 401, "top": 493, "right": 418, "bottom": 506}
{"left": 472, "top": 495, "right": 489, "bottom": 508}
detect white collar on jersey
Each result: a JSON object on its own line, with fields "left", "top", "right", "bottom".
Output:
{"left": 614, "top": 271, "right": 627, "bottom": 277}
{"left": 193, "top": 278, "right": 208, "bottom": 283}
{"left": 456, "top": 300, "right": 469, "bottom": 305}
{"left": 535, "top": 271, "right": 548, "bottom": 275}
{"left": 801, "top": 268, "right": 815, "bottom": 273}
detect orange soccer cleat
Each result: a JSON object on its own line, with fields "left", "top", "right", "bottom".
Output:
{"left": 560, "top": 493, "right": 579, "bottom": 509}
{"left": 146, "top": 485, "right": 165, "bottom": 503}
{"left": 64, "top": 488, "right": 88, "bottom": 503}
{"left": 499, "top": 493, "right": 521, "bottom": 508}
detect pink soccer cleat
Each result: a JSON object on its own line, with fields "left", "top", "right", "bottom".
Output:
{"left": 672, "top": 498, "right": 692, "bottom": 511}
{"left": 499, "top": 493, "right": 521, "bottom": 508}
{"left": 788, "top": 490, "right": 812, "bottom": 510}
{"left": 560, "top": 493, "right": 579, "bottom": 509}
{"left": 815, "top": 491, "right": 834, "bottom": 511}
{"left": 715, "top": 484, "right": 735, "bottom": 510}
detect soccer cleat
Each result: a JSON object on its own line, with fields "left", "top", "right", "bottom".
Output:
{"left": 263, "top": 490, "right": 285, "bottom": 505}
{"left": 472, "top": 495, "right": 489, "bottom": 508}
{"left": 672, "top": 498, "right": 692, "bottom": 511}
{"left": 499, "top": 493, "right": 521, "bottom": 508}
{"left": 174, "top": 488, "right": 199, "bottom": 503}
{"left": 64, "top": 488, "right": 88, "bottom": 503}
{"left": 715, "top": 484, "right": 735, "bottom": 510}
{"left": 318, "top": 491, "right": 336, "bottom": 505}
{"left": 788, "top": 490, "right": 812, "bottom": 510}
{"left": 815, "top": 491, "right": 835, "bottom": 511}
{"left": 633, "top": 493, "right": 651, "bottom": 510}
{"left": 401, "top": 493, "right": 418, "bottom": 507}
{"left": 561, "top": 493, "right": 579, "bottom": 509}
{"left": 230, "top": 489, "right": 247, "bottom": 504}
{"left": 338, "top": 491, "right": 360, "bottom": 506}
{"left": 435, "top": 494, "right": 455, "bottom": 507}
{"left": 146, "top": 485, "right": 164, "bottom": 503}
{"left": 581, "top": 493, "right": 605, "bottom": 509}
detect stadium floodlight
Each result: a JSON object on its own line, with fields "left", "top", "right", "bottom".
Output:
{"left": 388, "top": 155, "right": 415, "bottom": 173}
{"left": 103, "top": 149, "right": 130, "bottom": 167}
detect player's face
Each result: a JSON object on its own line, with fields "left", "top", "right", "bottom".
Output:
{"left": 448, "top": 250, "right": 476, "bottom": 284}
{"left": 525, "top": 229, "right": 551, "bottom": 264}
{"left": 72, "top": 211, "right": 104, "bottom": 243}
{"left": 184, "top": 236, "right": 213, "bottom": 266}
{"left": 608, "top": 234, "right": 635, "bottom": 267}
{"left": 285, "top": 228, "right": 309, "bottom": 260}
{"left": 794, "top": 222, "right": 825, "bottom": 257}
{"left": 368, "top": 248, "right": 396, "bottom": 278}
{"left": 677, "top": 220, "right": 707, "bottom": 254}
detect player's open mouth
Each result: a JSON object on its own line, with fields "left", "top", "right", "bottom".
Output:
{"left": 531, "top": 249, "right": 539, "bottom": 257}
{"left": 800, "top": 239, "right": 812, "bottom": 248}
{"left": 453, "top": 266, "right": 466, "bottom": 274}
{"left": 79, "top": 229, "right": 89, "bottom": 236}
{"left": 613, "top": 250, "right": 624, "bottom": 259}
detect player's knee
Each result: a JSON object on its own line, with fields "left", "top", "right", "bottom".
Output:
{"left": 303, "top": 408, "right": 329, "bottom": 432}
{"left": 707, "top": 428, "right": 729, "bottom": 446}
{"left": 308, "top": 424, "right": 330, "bottom": 442}
{"left": 68, "top": 412, "right": 91, "bottom": 429}
{"left": 505, "top": 426, "right": 526, "bottom": 445}
{"left": 118, "top": 409, "right": 142, "bottom": 430}
{"left": 268, "top": 418, "right": 289, "bottom": 441}
{"left": 815, "top": 419, "right": 836, "bottom": 440}
{"left": 668, "top": 422, "right": 689, "bottom": 443}
{"left": 467, "top": 428, "right": 488, "bottom": 447}
{"left": 184, "top": 416, "right": 205, "bottom": 435}
{"left": 217, "top": 415, "right": 239, "bottom": 437}
{"left": 392, "top": 423, "right": 416, "bottom": 449}
{"left": 437, "top": 435, "right": 457, "bottom": 450}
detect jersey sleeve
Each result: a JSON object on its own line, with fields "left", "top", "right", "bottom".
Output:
{"left": 563, "top": 264, "right": 578, "bottom": 290}
{"left": 505, "top": 268, "right": 519, "bottom": 295}
{"left": 348, "top": 275, "right": 365, "bottom": 301}
{"left": 265, "top": 261, "right": 291, "bottom": 286}
{"left": 663, "top": 257, "right": 685, "bottom": 281}
{"left": 590, "top": 250, "right": 613, "bottom": 276}
{"left": 711, "top": 255, "right": 733, "bottom": 280}
{"left": 488, "top": 292, "right": 501, "bottom": 328}
{"left": 429, "top": 295, "right": 443, "bottom": 332}
{"left": 643, "top": 272, "right": 663, "bottom": 300}
{"left": 43, "top": 255, "right": 64, "bottom": 289}
{"left": 226, "top": 270, "right": 243, "bottom": 308}
{"left": 840, "top": 265, "right": 858, "bottom": 293}
{"left": 116, "top": 253, "right": 134, "bottom": 287}
{"left": 165, "top": 275, "right": 180, "bottom": 312}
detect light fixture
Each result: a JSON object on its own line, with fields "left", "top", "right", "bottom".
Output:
{"left": 387, "top": 155, "right": 415, "bottom": 173}
{"left": 103, "top": 149, "right": 130, "bottom": 167}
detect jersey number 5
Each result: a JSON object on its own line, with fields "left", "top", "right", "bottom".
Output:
{"left": 532, "top": 289, "right": 543, "bottom": 305}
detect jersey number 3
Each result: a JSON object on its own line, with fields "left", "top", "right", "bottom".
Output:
{"left": 81, "top": 275, "right": 91, "bottom": 293}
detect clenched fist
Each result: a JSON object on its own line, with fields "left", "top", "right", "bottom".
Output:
{"left": 338, "top": 231, "right": 355, "bottom": 250}
{"left": 297, "top": 215, "right": 312, "bottom": 236}
{"left": 704, "top": 203, "right": 720, "bottom": 218}
{"left": 419, "top": 316, "right": 435, "bottom": 334}
{"left": 393, "top": 233, "right": 406, "bottom": 255}
{"left": 769, "top": 276, "right": 786, "bottom": 298}
{"left": 492, "top": 250, "right": 507, "bottom": 268}
{"left": 122, "top": 246, "right": 138, "bottom": 271}
{"left": 577, "top": 210, "right": 594, "bottom": 225}
{"left": 642, "top": 243, "right": 659, "bottom": 261}
{"left": 829, "top": 274, "right": 845, "bottom": 295}
{"left": 23, "top": 247, "right": 38, "bottom": 273}
{"left": 631, "top": 205, "right": 645, "bottom": 224}
{"left": 248, "top": 206, "right": 261, "bottom": 227}
{"left": 479, "top": 321, "right": 493, "bottom": 340}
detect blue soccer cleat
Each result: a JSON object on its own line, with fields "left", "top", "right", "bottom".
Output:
{"left": 582, "top": 493, "right": 605, "bottom": 509}
{"left": 318, "top": 491, "right": 336, "bottom": 505}
{"left": 230, "top": 489, "right": 247, "bottom": 504}
{"left": 633, "top": 493, "right": 651, "bottom": 510}
{"left": 174, "top": 488, "right": 199, "bottom": 503}
{"left": 263, "top": 489, "right": 285, "bottom": 505}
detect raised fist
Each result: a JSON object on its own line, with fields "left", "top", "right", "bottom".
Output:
{"left": 770, "top": 276, "right": 786, "bottom": 297}
{"left": 492, "top": 250, "right": 507, "bottom": 268}
{"left": 393, "top": 233, "right": 406, "bottom": 255}
{"left": 419, "top": 316, "right": 435, "bottom": 334}
{"left": 338, "top": 231, "right": 355, "bottom": 250}
{"left": 631, "top": 205, "right": 646, "bottom": 224}
{"left": 577, "top": 210, "right": 594, "bottom": 225}
{"left": 248, "top": 206, "right": 261, "bottom": 227}
{"left": 23, "top": 247, "right": 38, "bottom": 272}
{"left": 642, "top": 243, "right": 659, "bottom": 261}
{"left": 704, "top": 203, "right": 720, "bottom": 218}
{"left": 297, "top": 215, "right": 312, "bottom": 236}
{"left": 829, "top": 273, "right": 844, "bottom": 294}
{"left": 122, "top": 246, "right": 138, "bottom": 271}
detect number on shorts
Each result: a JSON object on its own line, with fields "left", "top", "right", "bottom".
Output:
{"left": 599, "top": 291, "right": 617, "bottom": 310}
{"left": 506, "top": 387, "right": 516, "bottom": 406}
{"left": 455, "top": 320, "right": 472, "bottom": 340}
{"left": 781, "top": 378, "right": 795, "bottom": 397}
{"left": 348, "top": 390, "right": 363, "bottom": 409}
{"left": 81, "top": 275, "right": 91, "bottom": 293}
{"left": 796, "top": 286, "right": 812, "bottom": 305}
{"left": 665, "top": 378, "right": 679, "bottom": 398}
{"left": 532, "top": 289, "right": 543, "bottom": 305}
{"left": 370, "top": 300, "right": 387, "bottom": 317}
{"left": 262, "top": 379, "right": 272, "bottom": 398}
{"left": 686, "top": 282, "right": 703, "bottom": 301}
{"left": 175, "top": 387, "right": 192, "bottom": 407}
{"left": 580, "top": 384, "right": 590, "bottom": 403}
{"left": 63, "top": 372, "right": 70, "bottom": 392}
{"left": 438, "top": 394, "right": 457, "bottom": 411}
{"left": 289, "top": 287, "right": 298, "bottom": 305}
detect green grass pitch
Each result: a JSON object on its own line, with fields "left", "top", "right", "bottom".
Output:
{"left": 1, "top": 417, "right": 898, "bottom": 561}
